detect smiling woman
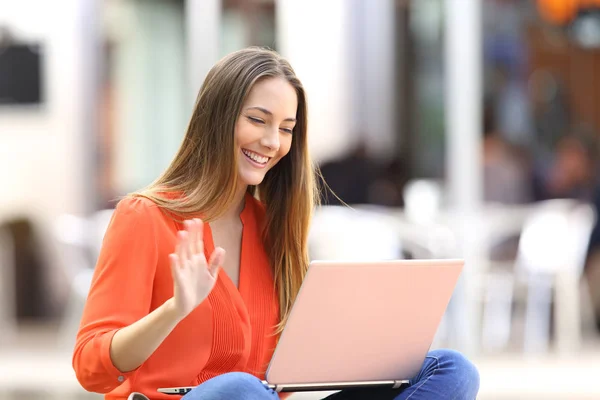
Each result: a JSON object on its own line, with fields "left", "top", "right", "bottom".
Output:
{"left": 72, "top": 47, "right": 317, "bottom": 400}
{"left": 71, "top": 47, "right": 479, "bottom": 400}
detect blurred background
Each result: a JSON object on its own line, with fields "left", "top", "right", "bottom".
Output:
{"left": 1, "top": 0, "right": 600, "bottom": 398}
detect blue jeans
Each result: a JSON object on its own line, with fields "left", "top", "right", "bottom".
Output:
{"left": 182, "top": 349, "right": 480, "bottom": 400}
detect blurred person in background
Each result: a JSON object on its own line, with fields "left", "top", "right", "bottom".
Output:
{"left": 72, "top": 47, "right": 479, "bottom": 400}
{"left": 532, "top": 133, "right": 598, "bottom": 202}
{"left": 367, "top": 156, "right": 409, "bottom": 208}
{"left": 319, "top": 140, "right": 409, "bottom": 208}
{"left": 482, "top": 99, "right": 533, "bottom": 205}
{"left": 318, "top": 141, "right": 376, "bottom": 206}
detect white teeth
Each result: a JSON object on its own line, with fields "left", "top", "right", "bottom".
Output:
{"left": 242, "top": 149, "right": 268, "bottom": 164}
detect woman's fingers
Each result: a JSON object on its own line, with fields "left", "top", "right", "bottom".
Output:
{"left": 169, "top": 253, "right": 181, "bottom": 269}
{"left": 184, "top": 218, "right": 205, "bottom": 257}
{"left": 185, "top": 219, "right": 197, "bottom": 254}
{"left": 184, "top": 220, "right": 195, "bottom": 259}
{"left": 208, "top": 247, "right": 225, "bottom": 277}
{"left": 177, "top": 219, "right": 210, "bottom": 277}
{"left": 177, "top": 230, "right": 190, "bottom": 263}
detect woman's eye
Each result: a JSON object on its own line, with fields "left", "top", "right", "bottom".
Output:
{"left": 248, "top": 116, "right": 265, "bottom": 124}
{"left": 281, "top": 128, "right": 294, "bottom": 134}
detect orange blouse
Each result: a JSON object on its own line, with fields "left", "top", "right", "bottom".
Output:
{"left": 73, "top": 193, "right": 283, "bottom": 399}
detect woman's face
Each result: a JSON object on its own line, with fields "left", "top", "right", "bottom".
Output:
{"left": 234, "top": 77, "right": 298, "bottom": 186}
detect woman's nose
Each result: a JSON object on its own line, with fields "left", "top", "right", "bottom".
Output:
{"left": 260, "top": 127, "right": 280, "bottom": 151}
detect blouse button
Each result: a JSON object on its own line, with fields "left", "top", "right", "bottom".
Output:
{"left": 117, "top": 375, "right": 125, "bottom": 382}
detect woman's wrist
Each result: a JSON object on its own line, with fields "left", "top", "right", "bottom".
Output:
{"left": 163, "top": 297, "right": 185, "bottom": 324}
{"left": 109, "top": 296, "right": 187, "bottom": 373}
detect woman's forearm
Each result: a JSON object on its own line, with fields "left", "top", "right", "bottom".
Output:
{"left": 109, "top": 297, "right": 183, "bottom": 373}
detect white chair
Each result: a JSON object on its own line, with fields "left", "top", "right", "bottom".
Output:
{"left": 309, "top": 203, "right": 460, "bottom": 261}
{"left": 402, "top": 179, "right": 444, "bottom": 225}
{"left": 309, "top": 206, "right": 403, "bottom": 261}
{"left": 518, "top": 200, "right": 596, "bottom": 353}
{"left": 481, "top": 199, "right": 596, "bottom": 354}
{"left": 400, "top": 179, "right": 459, "bottom": 258}
{"left": 478, "top": 204, "right": 532, "bottom": 352}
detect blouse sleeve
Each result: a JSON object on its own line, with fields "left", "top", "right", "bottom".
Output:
{"left": 72, "top": 197, "right": 160, "bottom": 393}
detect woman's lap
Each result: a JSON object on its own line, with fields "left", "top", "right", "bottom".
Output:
{"left": 322, "top": 349, "right": 479, "bottom": 400}
{"left": 181, "top": 349, "right": 479, "bottom": 400}
{"left": 181, "top": 372, "right": 278, "bottom": 400}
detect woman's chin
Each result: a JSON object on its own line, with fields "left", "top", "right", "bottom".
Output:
{"left": 238, "top": 170, "right": 267, "bottom": 187}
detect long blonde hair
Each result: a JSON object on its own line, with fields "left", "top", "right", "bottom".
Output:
{"left": 133, "top": 47, "right": 319, "bottom": 331}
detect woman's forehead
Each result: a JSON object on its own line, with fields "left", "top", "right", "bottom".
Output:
{"left": 243, "top": 77, "right": 298, "bottom": 118}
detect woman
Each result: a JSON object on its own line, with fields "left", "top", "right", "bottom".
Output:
{"left": 73, "top": 47, "right": 479, "bottom": 400}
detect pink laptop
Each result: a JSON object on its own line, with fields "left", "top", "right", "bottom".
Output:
{"left": 159, "top": 259, "right": 463, "bottom": 395}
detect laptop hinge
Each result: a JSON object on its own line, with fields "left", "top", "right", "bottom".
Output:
{"left": 393, "top": 380, "right": 409, "bottom": 389}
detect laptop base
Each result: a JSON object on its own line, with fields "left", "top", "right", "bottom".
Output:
{"left": 158, "top": 380, "right": 410, "bottom": 395}
{"left": 263, "top": 379, "right": 410, "bottom": 393}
